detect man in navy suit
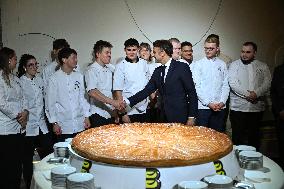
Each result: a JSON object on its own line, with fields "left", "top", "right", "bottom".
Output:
{"left": 124, "top": 40, "right": 198, "bottom": 125}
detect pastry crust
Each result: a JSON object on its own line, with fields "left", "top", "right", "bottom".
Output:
{"left": 71, "top": 123, "right": 233, "bottom": 167}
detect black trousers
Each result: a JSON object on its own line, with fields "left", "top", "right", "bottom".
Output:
{"left": 21, "top": 131, "right": 53, "bottom": 189}
{"left": 275, "top": 117, "right": 284, "bottom": 167}
{"left": 90, "top": 113, "right": 115, "bottom": 127}
{"left": 0, "top": 134, "right": 23, "bottom": 189}
{"left": 230, "top": 110, "right": 263, "bottom": 150}
{"left": 128, "top": 112, "right": 149, "bottom": 123}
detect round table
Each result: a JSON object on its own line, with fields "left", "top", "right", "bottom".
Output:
{"left": 31, "top": 153, "right": 284, "bottom": 189}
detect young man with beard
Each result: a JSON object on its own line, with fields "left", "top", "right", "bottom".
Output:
{"left": 180, "top": 41, "right": 193, "bottom": 64}
{"left": 228, "top": 42, "right": 271, "bottom": 150}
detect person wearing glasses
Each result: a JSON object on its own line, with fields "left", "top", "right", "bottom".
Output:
{"left": 17, "top": 54, "right": 53, "bottom": 189}
{"left": 190, "top": 35, "right": 230, "bottom": 132}
{"left": 113, "top": 38, "right": 151, "bottom": 123}
{"left": 229, "top": 42, "right": 271, "bottom": 150}
{"left": 0, "top": 47, "right": 29, "bottom": 189}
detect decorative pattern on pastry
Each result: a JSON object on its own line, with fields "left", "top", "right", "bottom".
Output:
{"left": 72, "top": 123, "right": 233, "bottom": 167}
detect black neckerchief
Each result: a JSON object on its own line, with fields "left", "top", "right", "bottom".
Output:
{"left": 125, "top": 56, "right": 139, "bottom": 63}
{"left": 241, "top": 58, "right": 254, "bottom": 65}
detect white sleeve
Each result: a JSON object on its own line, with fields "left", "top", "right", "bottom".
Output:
{"left": 220, "top": 65, "right": 230, "bottom": 104}
{"left": 0, "top": 79, "right": 19, "bottom": 119}
{"left": 228, "top": 62, "right": 250, "bottom": 97}
{"left": 19, "top": 79, "right": 29, "bottom": 111}
{"left": 113, "top": 63, "right": 125, "bottom": 91}
{"left": 45, "top": 77, "right": 57, "bottom": 123}
{"left": 193, "top": 64, "right": 211, "bottom": 106}
{"left": 84, "top": 68, "right": 98, "bottom": 92}
{"left": 255, "top": 63, "right": 271, "bottom": 97}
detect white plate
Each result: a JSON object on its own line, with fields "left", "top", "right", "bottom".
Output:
{"left": 51, "top": 165, "right": 76, "bottom": 175}
{"left": 178, "top": 181, "right": 208, "bottom": 189}
{"left": 67, "top": 173, "right": 94, "bottom": 182}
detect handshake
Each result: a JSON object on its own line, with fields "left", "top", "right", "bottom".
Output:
{"left": 111, "top": 99, "right": 127, "bottom": 112}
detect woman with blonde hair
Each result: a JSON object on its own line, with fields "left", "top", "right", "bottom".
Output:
{"left": 0, "top": 47, "right": 29, "bottom": 189}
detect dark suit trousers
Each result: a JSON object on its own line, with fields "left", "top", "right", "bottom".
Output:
{"left": 230, "top": 110, "right": 263, "bottom": 150}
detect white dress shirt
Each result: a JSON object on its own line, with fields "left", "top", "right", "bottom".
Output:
{"left": 191, "top": 57, "right": 230, "bottom": 109}
{"left": 147, "top": 59, "right": 161, "bottom": 78}
{"left": 0, "top": 71, "right": 28, "bottom": 135}
{"left": 113, "top": 58, "right": 150, "bottom": 115}
{"left": 84, "top": 62, "right": 115, "bottom": 119}
{"left": 20, "top": 75, "right": 49, "bottom": 136}
{"left": 228, "top": 59, "right": 271, "bottom": 112}
{"left": 46, "top": 69, "right": 91, "bottom": 134}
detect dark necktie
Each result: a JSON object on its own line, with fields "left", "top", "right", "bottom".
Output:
{"left": 160, "top": 65, "right": 166, "bottom": 85}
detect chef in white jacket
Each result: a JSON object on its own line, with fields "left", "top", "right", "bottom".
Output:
{"left": 228, "top": 42, "right": 271, "bottom": 150}
{"left": 46, "top": 48, "right": 91, "bottom": 142}
{"left": 18, "top": 54, "right": 53, "bottom": 189}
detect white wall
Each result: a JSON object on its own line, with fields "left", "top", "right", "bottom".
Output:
{"left": 1, "top": 0, "right": 284, "bottom": 72}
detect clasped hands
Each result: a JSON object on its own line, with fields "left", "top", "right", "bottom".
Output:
{"left": 112, "top": 99, "right": 127, "bottom": 112}
{"left": 246, "top": 90, "right": 258, "bottom": 104}
{"left": 208, "top": 102, "right": 225, "bottom": 111}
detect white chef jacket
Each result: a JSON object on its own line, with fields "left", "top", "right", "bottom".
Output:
{"left": 228, "top": 59, "right": 271, "bottom": 112}
{"left": 45, "top": 69, "right": 91, "bottom": 134}
{"left": 84, "top": 62, "right": 114, "bottom": 119}
{"left": 20, "top": 75, "right": 49, "bottom": 136}
{"left": 113, "top": 58, "right": 150, "bottom": 115}
{"left": 0, "top": 71, "right": 28, "bottom": 135}
{"left": 191, "top": 57, "right": 230, "bottom": 109}
{"left": 147, "top": 58, "right": 161, "bottom": 78}
{"left": 42, "top": 61, "right": 81, "bottom": 91}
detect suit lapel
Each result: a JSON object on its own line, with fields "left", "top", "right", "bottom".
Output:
{"left": 165, "top": 59, "right": 176, "bottom": 85}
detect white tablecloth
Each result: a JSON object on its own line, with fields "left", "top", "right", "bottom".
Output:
{"left": 31, "top": 153, "right": 284, "bottom": 189}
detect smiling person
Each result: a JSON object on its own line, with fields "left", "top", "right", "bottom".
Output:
{"left": 113, "top": 38, "right": 150, "bottom": 123}
{"left": 180, "top": 41, "right": 193, "bottom": 64}
{"left": 0, "top": 47, "right": 29, "bottom": 189}
{"left": 228, "top": 42, "right": 271, "bottom": 150}
{"left": 85, "top": 40, "right": 123, "bottom": 127}
{"left": 17, "top": 54, "right": 53, "bottom": 189}
{"left": 191, "top": 35, "right": 230, "bottom": 132}
{"left": 45, "top": 48, "right": 91, "bottom": 142}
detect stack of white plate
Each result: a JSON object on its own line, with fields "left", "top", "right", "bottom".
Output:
{"left": 238, "top": 151, "right": 263, "bottom": 170}
{"left": 54, "top": 142, "right": 70, "bottom": 158}
{"left": 235, "top": 145, "right": 256, "bottom": 160}
{"left": 201, "top": 174, "right": 233, "bottom": 189}
{"left": 51, "top": 165, "right": 76, "bottom": 188}
{"left": 66, "top": 173, "right": 95, "bottom": 189}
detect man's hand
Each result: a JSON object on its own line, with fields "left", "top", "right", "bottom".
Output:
{"left": 112, "top": 99, "right": 126, "bottom": 111}
{"left": 186, "top": 117, "right": 196, "bottom": 126}
{"left": 246, "top": 90, "right": 258, "bottom": 103}
{"left": 53, "top": 123, "right": 62, "bottom": 135}
{"left": 84, "top": 117, "right": 91, "bottom": 129}
{"left": 122, "top": 115, "right": 131, "bottom": 123}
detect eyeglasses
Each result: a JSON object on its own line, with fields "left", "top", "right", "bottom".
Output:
{"left": 204, "top": 47, "right": 216, "bottom": 52}
{"left": 26, "top": 63, "right": 38, "bottom": 68}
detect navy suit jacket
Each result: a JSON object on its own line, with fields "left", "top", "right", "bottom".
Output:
{"left": 129, "top": 59, "right": 198, "bottom": 123}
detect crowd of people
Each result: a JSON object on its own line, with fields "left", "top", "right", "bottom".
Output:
{"left": 0, "top": 34, "right": 283, "bottom": 188}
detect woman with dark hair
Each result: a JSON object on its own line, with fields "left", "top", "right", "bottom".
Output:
{"left": 17, "top": 54, "right": 53, "bottom": 189}
{"left": 0, "top": 47, "right": 29, "bottom": 189}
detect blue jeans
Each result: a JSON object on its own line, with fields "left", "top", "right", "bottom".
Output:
{"left": 197, "top": 109, "right": 225, "bottom": 132}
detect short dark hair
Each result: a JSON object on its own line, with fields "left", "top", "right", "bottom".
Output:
{"left": 53, "top": 39, "right": 70, "bottom": 50}
{"left": 169, "top": 38, "right": 180, "bottom": 43}
{"left": 124, "top": 38, "right": 139, "bottom": 48}
{"left": 17, "top": 54, "right": 36, "bottom": 77}
{"left": 93, "top": 40, "right": 113, "bottom": 58}
{"left": 243, "top": 42, "right": 257, "bottom": 52}
{"left": 58, "top": 48, "right": 77, "bottom": 64}
{"left": 153, "top": 40, "right": 173, "bottom": 57}
{"left": 181, "top": 41, "right": 192, "bottom": 48}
